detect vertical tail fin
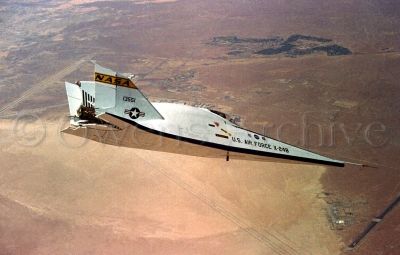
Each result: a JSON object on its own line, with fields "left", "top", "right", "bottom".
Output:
{"left": 93, "top": 62, "right": 163, "bottom": 121}
{"left": 65, "top": 81, "right": 83, "bottom": 117}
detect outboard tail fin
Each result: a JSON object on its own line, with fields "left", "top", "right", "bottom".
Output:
{"left": 65, "top": 81, "right": 83, "bottom": 117}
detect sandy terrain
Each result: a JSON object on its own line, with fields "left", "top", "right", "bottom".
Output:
{"left": 55, "top": 0, "right": 177, "bottom": 10}
{"left": 0, "top": 119, "right": 341, "bottom": 254}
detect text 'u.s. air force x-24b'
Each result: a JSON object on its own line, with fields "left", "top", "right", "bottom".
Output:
{"left": 63, "top": 63, "right": 345, "bottom": 167}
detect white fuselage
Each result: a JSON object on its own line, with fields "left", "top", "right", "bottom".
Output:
{"left": 64, "top": 65, "right": 345, "bottom": 167}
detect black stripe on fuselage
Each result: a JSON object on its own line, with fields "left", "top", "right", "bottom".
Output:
{"left": 108, "top": 114, "right": 345, "bottom": 167}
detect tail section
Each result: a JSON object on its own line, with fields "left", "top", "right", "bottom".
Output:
{"left": 65, "top": 62, "right": 163, "bottom": 125}
{"left": 94, "top": 63, "right": 163, "bottom": 121}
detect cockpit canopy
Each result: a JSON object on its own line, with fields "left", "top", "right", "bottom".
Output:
{"left": 209, "top": 109, "right": 228, "bottom": 119}
{"left": 208, "top": 109, "right": 241, "bottom": 126}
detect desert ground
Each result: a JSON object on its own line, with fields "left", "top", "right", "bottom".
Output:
{"left": 0, "top": 120, "right": 341, "bottom": 255}
{"left": 0, "top": 0, "right": 399, "bottom": 254}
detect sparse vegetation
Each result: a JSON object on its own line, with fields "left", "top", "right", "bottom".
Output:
{"left": 211, "top": 34, "right": 352, "bottom": 57}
